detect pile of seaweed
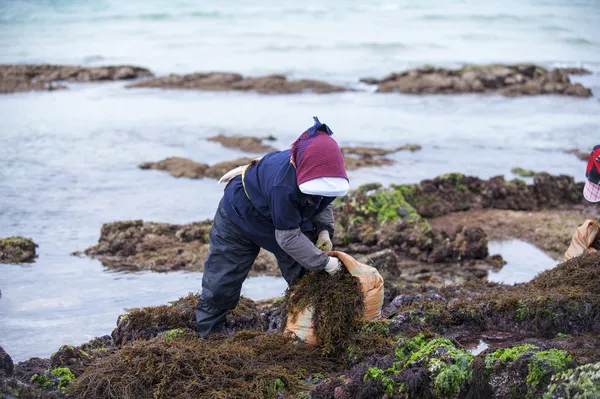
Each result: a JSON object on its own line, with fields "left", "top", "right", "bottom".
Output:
{"left": 71, "top": 330, "right": 337, "bottom": 399}
{"left": 69, "top": 267, "right": 394, "bottom": 399}
{"left": 112, "top": 294, "right": 265, "bottom": 345}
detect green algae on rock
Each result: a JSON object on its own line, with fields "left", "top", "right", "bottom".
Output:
{"left": 526, "top": 349, "right": 572, "bottom": 395}
{"left": 485, "top": 344, "right": 538, "bottom": 371}
{"left": 30, "top": 366, "right": 76, "bottom": 392}
{"left": 511, "top": 167, "right": 536, "bottom": 177}
{"left": 332, "top": 183, "right": 489, "bottom": 266}
{"left": 543, "top": 361, "right": 600, "bottom": 399}
{"left": 49, "top": 335, "right": 113, "bottom": 377}
{"left": 364, "top": 333, "right": 474, "bottom": 397}
{"left": 0, "top": 236, "right": 38, "bottom": 263}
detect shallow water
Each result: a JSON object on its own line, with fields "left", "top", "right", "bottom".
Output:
{"left": 1, "top": 0, "right": 599, "bottom": 363}
{"left": 488, "top": 240, "right": 559, "bottom": 285}
{"left": 0, "top": 256, "right": 288, "bottom": 362}
{"left": 466, "top": 339, "right": 489, "bottom": 356}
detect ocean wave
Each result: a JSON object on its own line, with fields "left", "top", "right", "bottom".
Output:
{"left": 563, "top": 37, "right": 595, "bottom": 46}
{"left": 260, "top": 42, "right": 409, "bottom": 53}
{"left": 539, "top": 24, "right": 571, "bottom": 32}
{"left": 0, "top": 9, "right": 231, "bottom": 25}
{"left": 418, "top": 13, "right": 539, "bottom": 22}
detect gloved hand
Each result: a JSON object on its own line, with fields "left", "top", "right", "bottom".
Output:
{"left": 324, "top": 256, "right": 342, "bottom": 275}
{"left": 316, "top": 230, "right": 333, "bottom": 251}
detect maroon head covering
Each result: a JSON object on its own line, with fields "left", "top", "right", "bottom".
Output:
{"left": 291, "top": 117, "right": 348, "bottom": 186}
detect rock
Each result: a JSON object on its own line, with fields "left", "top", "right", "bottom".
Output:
{"left": 138, "top": 156, "right": 254, "bottom": 179}
{"left": 453, "top": 226, "right": 488, "bottom": 260}
{"left": 356, "top": 249, "right": 399, "bottom": 279}
{"left": 259, "top": 298, "right": 284, "bottom": 333}
{"left": 543, "top": 361, "right": 600, "bottom": 398}
{"left": 332, "top": 172, "right": 594, "bottom": 271}
{"left": 359, "top": 77, "right": 380, "bottom": 85}
{"left": 139, "top": 157, "right": 208, "bottom": 178}
{"left": 0, "top": 377, "right": 61, "bottom": 399}
{"left": 556, "top": 67, "right": 592, "bottom": 75}
{"left": 128, "top": 72, "right": 242, "bottom": 90}
{"left": 13, "top": 357, "right": 50, "bottom": 384}
{"left": 341, "top": 144, "right": 421, "bottom": 157}
{"left": 231, "top": 75, "right": 347, "bottom": 94}
{"left": 333, "top": 182, "right": 491, "bottom": 265}
{"left": 207, "top": 134, "right": 277, "bottom": 153}
{"left": 431, "top": 208, "right": 598, "bottom": 260}
{"left": 565, "top": 148, "right": 591, "bottom": 161}
{"left": 82, "top": 219, "right": 279, "bottom": 274}
{"left": 203, "top": 157, "right": 256, "bottom": 179}
{"left": 0, "top": 346, "right": 13, "bottom": 378}
{"left": 511, "top": 167, "right": 536, "bottom": 177}
{"left": 0, "top": 64, "right": 153, "bottom": 94}
{"left": 343, "top": 155, "right": 394, "bottom": 171}
{"left": 564, "top": 83, "right": 593, "bottom": 97}
{"left": 404, "top": 173, "right": 584, "bottom": 219}
{"left": 127, "top": 72, "right": 347, "bottom": 94}
{"left": 533, "top": 172, "right": 582, "bottom": 208}
{"left": 49, "top": 336, "right": 113, "bottom": 378}
{"left": 0, "top": 237, "right": 38, "bottom": 263}
{"left": 340, "top": 144, "right": 421, "bottom": 171}
{"left": 141, "top": 147, "right": 413, "bottom": 179}
{"left": 488, "top": 254, "right": 507, "bottom": 269}
{"left": 363, "top": 64, "right": 593, "bottom": 97}
{"left": 112, "top": 294, "right": 265, "bottom": 346}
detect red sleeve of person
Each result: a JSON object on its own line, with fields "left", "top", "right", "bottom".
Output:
{"left": 564, "top": 144, "right": 600, "bottom": 261}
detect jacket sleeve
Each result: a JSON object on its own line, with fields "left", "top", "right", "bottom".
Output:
{"left": 275, "top": 228, "right": 329, "bottom": 271}
{"left": 270, "top": 185, "right": 329, "bottom": 270}
{"left": 311, "top": 204, "right": 334, "bottom": 236}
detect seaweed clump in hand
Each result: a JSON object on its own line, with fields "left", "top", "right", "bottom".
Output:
{"left": 283, "top": 267, "right": 365, "bottom": 357}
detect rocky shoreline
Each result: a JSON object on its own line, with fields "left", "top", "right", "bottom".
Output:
{"left": 78, "top": 172, "right": 597, "bottom": 285}
{"left": 1, "top": 63, "right": 593, "bottom": 96}
{"left": 361, "top": 64, "right": 593, "bottom": 97}
{"left": 138, "top": 156, "right": 256, "bottom": 180}
{"left": 0, "top": 64, "right": 152, "bottom": 94}
{"left": 78, "top": 219, "right": 279, "bottom": 275}
{"left": 2, "top": 252, "right": 599, "bottom": 398}
{"left": 138, "top": 139, "right": 424, "bottom": 180}
{"left": 126, "top": 72, "right": 348, "bottom": 94}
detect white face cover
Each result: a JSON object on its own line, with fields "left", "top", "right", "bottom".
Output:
{"left": 299, "top": 177, "right": 350, "bottom": 196}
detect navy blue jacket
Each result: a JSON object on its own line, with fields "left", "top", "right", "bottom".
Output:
{"left": 222, "top": 150, "right": 335, "bottom": 254}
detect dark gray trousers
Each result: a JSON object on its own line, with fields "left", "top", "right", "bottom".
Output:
{"left": 195, "top": 200, "right": 308, "bottom": 338}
